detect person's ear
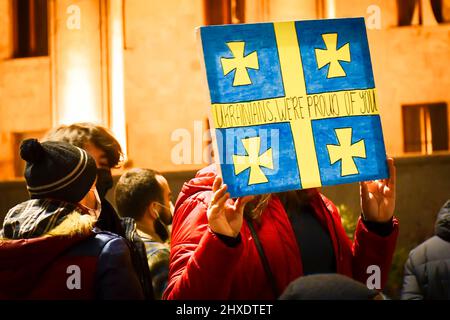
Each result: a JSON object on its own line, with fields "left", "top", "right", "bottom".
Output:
{"left": 170, "top": 201, "right": 175, "bottom": 216}
{"left": 148, "top": 202, "right": 159, "bottom": 220}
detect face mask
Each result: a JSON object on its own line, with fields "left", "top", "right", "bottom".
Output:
{"left": 156, "top": 202, "right": 173, "bottom": 225}
{"left": 80, "top": 188, "right": 102, "bottom": 218}
{"left": 90, "top": 188, "right": 102, "bottom": 218}
{"left": 96, "top": 168, "right": 113, "bottom": 199}
{"left": 154, "top": 219, "right": 169, "bottom": 242}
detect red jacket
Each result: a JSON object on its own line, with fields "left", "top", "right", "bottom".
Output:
{"left": 164, "top": 165, "right": 398, "bottom": 300}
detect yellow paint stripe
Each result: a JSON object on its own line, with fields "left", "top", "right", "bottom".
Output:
{"left": 273, "top": 22, "right": 307, "bottom": 96}
{"left": 274, "top": 21, "right": 321, "bottom": 188}
{"left": 289, "top": 120, "right": 322, "bottom": 188}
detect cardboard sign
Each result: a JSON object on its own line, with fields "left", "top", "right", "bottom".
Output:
{"left": 199, "top": 18, "right": 388, "bottom": 197}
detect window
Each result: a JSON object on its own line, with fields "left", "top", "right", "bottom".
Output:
{"left": 397, "top": 0, "right": 422, "bottom": 26}
{"left": 402, "top": 103, "right": 449, "bottom": 154}
{"left": 203, "top": 0, "right": 245, "bottom": 25}
{"left": 12, "top": 0, "right": 48, "bottom": 58}
{"left": 397, "top": 0, "right": 450, "bottom": 26}
{"left": 430, "top": 0, "right": 450, "bottom": 23}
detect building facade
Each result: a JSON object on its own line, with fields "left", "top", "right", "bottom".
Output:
{"left": 0, "top": 0, "right": 449, "bottom": 180}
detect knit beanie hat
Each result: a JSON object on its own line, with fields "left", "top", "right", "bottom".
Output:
{"left": 20, "top": 139, "right": 97, "bottom": 203}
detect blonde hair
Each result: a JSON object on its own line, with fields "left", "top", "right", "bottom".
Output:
{"left": 45, "top": 211, "right": 96, "bottom": 237}
{"left": 243, "top": 188, "right": 318, "bottom": 222}
{"left": 244, "top": 194, "right": 272, "bottom": 221}
{"left": 0, "top": 210, "right": 95, "bottom": 241}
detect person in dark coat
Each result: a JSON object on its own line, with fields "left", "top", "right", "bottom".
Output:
{"left": 0, "top": 139, "right": 144, "bottom": 299}
{"left": 401, "top": 199, "right": 450, "bottom": 300}
{"left": 44, "top": 123, "right": 154, "bottom": 299}
{"left": 44, "top": 123, "right": 125, "bottom": 234}
{"left": 116, "top": 168, "right": 174, "bottom": 299}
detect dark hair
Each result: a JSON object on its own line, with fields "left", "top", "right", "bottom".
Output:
{"left": 44, "top": 123, "right": 123, "bottom": 168}
{"left": 276, "top": 189, "right": 317, "bottom": 217}
{"left": 115, "top": 168, "right": 163, "bottom": 221}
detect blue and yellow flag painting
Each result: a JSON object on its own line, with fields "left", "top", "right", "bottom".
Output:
{"left": 200, "top": 18, "right": 388, "bottom": 197}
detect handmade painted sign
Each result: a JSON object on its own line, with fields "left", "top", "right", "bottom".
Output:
{"left": 199, "top": 18, "right": 388, "bottom": 197}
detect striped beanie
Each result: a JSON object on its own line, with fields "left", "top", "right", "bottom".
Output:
{"left": 20, "top": 139, "right": 97, "bottom": 203}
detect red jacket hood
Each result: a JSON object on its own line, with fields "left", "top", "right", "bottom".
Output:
{"left": 175, "top": 164, "right": 217, "bottom": 211}
{"left": 0, "top": 234, "right": 90, "bottom": 299}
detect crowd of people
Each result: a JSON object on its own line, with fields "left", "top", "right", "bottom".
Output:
{"left": 0, "top": 122, "right": 448, "bottom": 300}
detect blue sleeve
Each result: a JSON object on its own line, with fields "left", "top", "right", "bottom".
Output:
{"left": 95, "top": 238, "right": 145, "bottom": 300}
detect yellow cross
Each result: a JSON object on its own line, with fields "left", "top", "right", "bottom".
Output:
{"left": 232, "top": 136, "right": 273, "bottom": 185}
{"left": 315, "top": 33, "right": 351, "bottom": 78}
{"left": 327, "top": 128, "right": 366, "bottom": 176}
{"left": 221, "top": 42, "right": 259, "bottom": 86}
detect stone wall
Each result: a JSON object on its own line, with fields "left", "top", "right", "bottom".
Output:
{"left": 123, "top": 0, "right": 208, "bottom": 172}
{"left": 0, "top": 57, "right": 51, "bottom": 179}
{"left": 0, "top": 0, "right": 449, "bottom": 176}
{"left": 0, "top": 0, "right": 51, "bottom": 180}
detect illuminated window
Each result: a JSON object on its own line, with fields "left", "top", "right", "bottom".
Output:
{"left": 402, "top": 103, "right": 449, "bottom": 154}
{"left": 203, "top": 0, "right": 245, "bottom": 25}
{"left": 397, "top": 0, "right": 450, "bottom": 26}
{"left": 12, "top": 0, "right": 48, "bottom": 58}
{"left": 397, "top": 0, "right": 421, "bottom": 26}
{"left": 430, "top": 0, "right": 450, "bottom": 23}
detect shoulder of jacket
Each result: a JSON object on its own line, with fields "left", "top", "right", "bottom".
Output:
{"left": 408, "top": 236, "right": 441, "bottom": 266}
{"left": 318, "top": 192, "right": 333, "bottom": 206}
{"left": 91, "top": 229, "right": 128, "bottom": 250}
{"left": 62, "top": 229, "right": 127, "bottom": 258}
{"left": 315, "top": 192, "right": 338, "bottom": 215}
{"left": 180, "top": 190, "right": 212, "bottom": 210}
